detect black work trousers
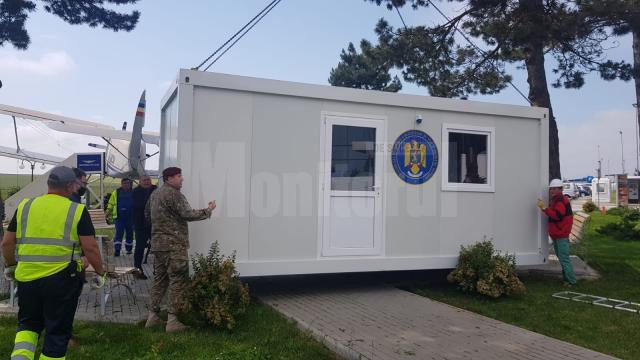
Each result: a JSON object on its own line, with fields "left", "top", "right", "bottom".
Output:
{"left": 134, "top": 225, "right": 151, "bottom": 269}
{"left": 17, "top": 269, "right": 84, "bottom": 358}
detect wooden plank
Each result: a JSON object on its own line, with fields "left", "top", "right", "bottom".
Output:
{"left": 88, "top": 209, "right": 113, "bottom": 229}
{"left": 570, "top": 224, "right": 585, "bottom": 240}
{"left": 574, "top": 214, "right": 589, "bottom": 223}
{"left": 576, "top": 213, "right": 591, "bottom": 222}
{"left": 577, "top": 216, "right": 589, "bottom": 223}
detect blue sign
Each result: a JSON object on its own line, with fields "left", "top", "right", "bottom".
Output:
{"left": 391, "top": 130, "right": 438, "bottom": 185}
{"left": 76, "top": 153, "right": 103, "bottom": 174}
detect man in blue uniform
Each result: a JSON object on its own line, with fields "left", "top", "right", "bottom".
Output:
{"left": 107, "top": 178, "right": 134, "bottom": 256}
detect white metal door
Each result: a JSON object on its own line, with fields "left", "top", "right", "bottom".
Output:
{"left": 321, "top": 114, "right": 384, "bottom": 256}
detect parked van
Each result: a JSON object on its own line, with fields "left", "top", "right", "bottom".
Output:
{"left": 563, "top": 182, "right": 579, "bottom": 199}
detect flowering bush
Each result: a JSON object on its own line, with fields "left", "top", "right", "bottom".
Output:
{"left": 185, "top": 242, "right": 250, "bottom": 330}
{"left": 447, "top": 239, "right": 526, "bottom": 298}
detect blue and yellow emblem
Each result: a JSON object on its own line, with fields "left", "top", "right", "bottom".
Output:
{"left": 391, "top": 130, "right": 438, "bottom": 184}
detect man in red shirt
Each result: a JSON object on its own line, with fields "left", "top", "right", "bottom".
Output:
{"left": 538, "top": 179, "right": 577, "bottom": 285}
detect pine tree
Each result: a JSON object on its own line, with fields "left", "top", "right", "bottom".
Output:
{"left": 330, "top": 0, "right": 629, "bottom": 180}
{"left": 329, "top": 40, "right": 402, "bottom": 92}
{"left": 578, "top": 0, "right": 640, "bottom": 172}
{"left": 1, "top": 0, "right": 141, "bottom": 50}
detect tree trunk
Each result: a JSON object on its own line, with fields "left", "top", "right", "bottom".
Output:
{"left": 521, "top": 0, "right": 561, "bottom": 181}
{"left": 633, "top": 27, "right": 640, "bottom": 175}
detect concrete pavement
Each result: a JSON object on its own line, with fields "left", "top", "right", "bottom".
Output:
{"left": 254, "top": 278, "right": 616, "bottom": 360}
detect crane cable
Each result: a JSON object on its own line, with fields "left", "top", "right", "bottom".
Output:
{"left": 194, "top": 0, "right": 282, "bottom": 71}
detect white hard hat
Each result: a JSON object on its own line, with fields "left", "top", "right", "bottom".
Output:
{"left": 549, "top": 179, "right": 563, "bottom": 188}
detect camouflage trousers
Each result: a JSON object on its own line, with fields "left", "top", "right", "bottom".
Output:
{"left": 150, "top": 250, "right": 189, "bottom": 314}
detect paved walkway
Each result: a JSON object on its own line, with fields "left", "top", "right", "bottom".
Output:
{"left": 255, "top": 281, "right": 617, "bottom": 360}
{"left": 518, "top": 254, "right": 601, "bottom": 281}
{"left": 570, "top": 197, "right": 616, "bottom": 210}
{"left": 0, "top": 252, "right": 152, "bottom": 324}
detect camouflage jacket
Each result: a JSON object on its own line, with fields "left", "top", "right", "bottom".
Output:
{"left": 145, "top": 184, "right": 211, "bottom": 251}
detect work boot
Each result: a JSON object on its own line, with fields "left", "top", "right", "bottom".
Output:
{"left": 165, "top": 313, "right": 188, "bottom": 333}
{"left": 145, "top": 311, "right": 165, "bottom": 328}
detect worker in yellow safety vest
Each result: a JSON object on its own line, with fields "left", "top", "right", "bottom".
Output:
{"left": 1, "top": 166, "right": 107, "bottom": 360}
{"left": 106, "top": 178, "right": 134, "bottom": 256}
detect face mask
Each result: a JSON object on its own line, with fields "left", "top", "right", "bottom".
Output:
{"left": 77, "top": 187, "right": 87, "bottom": 197}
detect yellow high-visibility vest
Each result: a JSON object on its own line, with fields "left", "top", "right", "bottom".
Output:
{"left": 107, "top": 189, "right": 118, "bottom": 220}
{"left": 15, "top": 194, "right": 84, "bottom": 282}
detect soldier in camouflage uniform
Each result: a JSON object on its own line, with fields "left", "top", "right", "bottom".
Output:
{"left": 144, "top": 167, "right": 215, "bottom": 333}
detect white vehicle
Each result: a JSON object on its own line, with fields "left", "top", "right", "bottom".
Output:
{"left": 563, "top": 182, "right": 580, "bottom": 199}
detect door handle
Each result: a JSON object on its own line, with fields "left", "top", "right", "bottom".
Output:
{"left": 367, "top": 185, "right": 380, "bottom": 191}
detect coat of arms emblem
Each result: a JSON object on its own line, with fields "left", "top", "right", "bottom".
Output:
{"left": 392, "top": 130, "right": 438, "bottom": 184}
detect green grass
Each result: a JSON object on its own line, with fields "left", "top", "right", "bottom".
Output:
{"left": 0, "top": 173, "right": 33, "bottom": 199}
{"left": 0, "top": 233, "right": 339, "bottom": 359}
{"left": 0, "top": 303, "right": 339, "bottom": 359}
{"left": 408, "top": 212, "right": 640, "bottom": 360}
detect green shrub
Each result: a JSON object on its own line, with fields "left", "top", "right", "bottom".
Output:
{"left": 623, "top": 209, "right": 640, "bottom": 222}
{"left": 604, "top": 207, "right": 640, "bottom": 220}
{"left": 606, "top": 207, "right": 622, "bottom": 216}
{"left": 447, "top": 239, "right": 526, "bottom": 298}
{"left": 185, "top": 242, "right": 250, "bottom": 330}
{"left": 597, "top": 213, "right": 640, "bottom": 241}
{"left": 606, "top": 207, "right": 626, "bottom": 216}
{"left": 582, "top": 201, "right": 597, "bottom": 213}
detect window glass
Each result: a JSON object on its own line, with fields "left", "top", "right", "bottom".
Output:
{"left": 331, "top": 125, "right": 376, "bottom": 191}
{"left": 447, "top": 132, "right": 488, "bottom": 184}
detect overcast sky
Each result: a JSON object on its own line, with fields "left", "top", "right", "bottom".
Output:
{"left": 0, "top": 0, "right": 636, "bottom": 180}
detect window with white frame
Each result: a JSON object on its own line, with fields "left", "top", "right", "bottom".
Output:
{"left": 442, "top": 124, "right": 495, "bottom": 192}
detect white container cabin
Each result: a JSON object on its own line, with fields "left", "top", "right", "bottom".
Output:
{"left": 159, "top": 70, "right": 549, "bottom": 276}
{"left": 591, "top": 177, "right": 611, "bottom": 204}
